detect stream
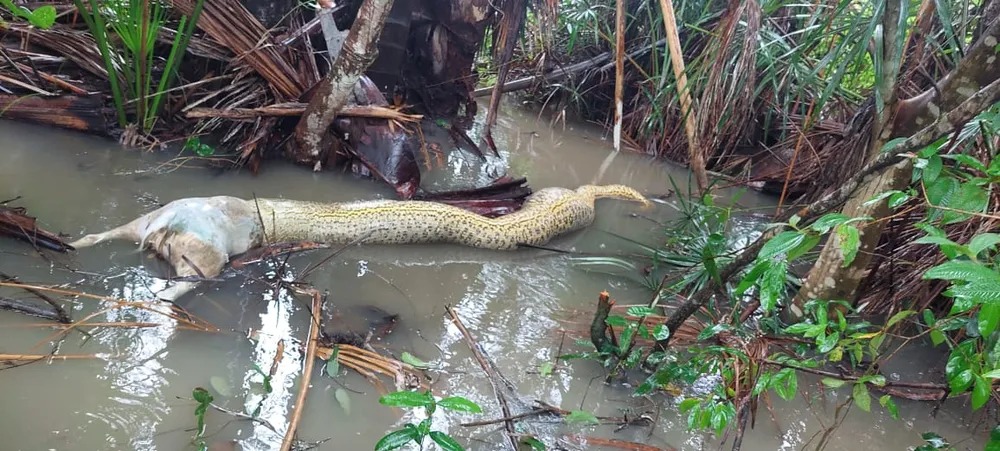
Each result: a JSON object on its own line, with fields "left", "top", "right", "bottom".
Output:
{"left": 0, "top": 106, "right": 989, "bottom": 450}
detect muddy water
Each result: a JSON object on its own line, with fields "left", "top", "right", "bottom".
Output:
{"left": 0, "top": 109, "right": 988, "bottom": 451}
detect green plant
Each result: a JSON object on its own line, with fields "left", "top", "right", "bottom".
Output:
{"left": 375, "top": 390, "right": 482, "bottom": 451}
{"left": 191, "top": 387, "right": 213, "bottom": 451}
{"left": 72, "top": 0, "right": 205, "bottom": 132}
{"left": 0, "top": 0, "right": 56, "bottom": 28}
{"left": 183, "top": 136, "right": 216, "bottom": 156}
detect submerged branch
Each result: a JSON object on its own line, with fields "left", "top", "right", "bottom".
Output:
{"left": 446, "top": 305, "right": 520, "bottom": 451}
{"left": 280, "top": 288, "right": 322, "bottom": 451}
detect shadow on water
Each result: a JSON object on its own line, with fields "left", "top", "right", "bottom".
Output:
{"left": 0, "top": 106, "right": 987, "bottom": 450}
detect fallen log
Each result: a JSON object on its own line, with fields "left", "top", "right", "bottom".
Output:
{"left": 0, "top": 95, "right": 109, "bottom": 135}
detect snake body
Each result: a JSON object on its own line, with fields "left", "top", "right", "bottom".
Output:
{"left": 70, "top": 184, "right": 649, "bottom": 300}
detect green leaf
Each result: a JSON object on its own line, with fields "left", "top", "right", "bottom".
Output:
{"left": 923, "top": 154, "right": 942, "bottom": 183}
{"left": 950, "top": 284, "right": 1000, "bottom": 304}
{"left": 821, "top": 377, "right": 846, "bottom": 388}
{"left": 374, "top": 428, "right": 419, "bottom": 451}
{"left": 924, "top": 175, "right": 958, "bottom": 207}
{"left": 979, "top": 303, "right": 1000, "bottom": 337}
{"left": 651, "top": 324, "right": 670, "bottom": 341}
{"left": 520, "top": 436, "right": 546, "bottom": 451}
{"left": 697, "top": 323, "right": 729, "bottom": 340}
{"left": 735, "top": 260, "right": 770, "bottom": 297}
{"left": 852, "top": 383, "right": 871, "bottom": 412}
{"left": 924, "top": 261, "right": 1000, "bottom": 284}
{"left": 604, "top": 315, "right": 628, "bottom": 327}
{"left": 335, "top": 388, "right": 351, "bottom": 415}
{"left": 760, "top": 259, "right": 788, "bottom": 312}
{"left": 817, "top": 332, "right": 839, "bottom": 353}
{"left": 759, "top": 231, "right": 806, "bottom": 259}
{"left": 948, "top": 369, "right": 974, "bottom": 394}
{"left": 28, "top": 5, "right": 56, "bottom": 28}
{"left": 836, "top": 224, "right": 860, "bottom": 267}
{"left": 808, "top": 213, "right": 849, "bottom": 233}
{"left": 437, "top": 396, "right": 482, "bottom": 413}
{"left": 922, "top": 309, "right": 937, "bottom": 327}
{"left": 878, "top": 395, "right": 899, "bottom": 419}
{"left": 972, "top": 375, "right": 991, "bottom": 410}
{"left": 886, "top": 310, "right": 915, "bottom": 328}
{"left": 626, "top": 306, "right": 657, "bottom": 317}
{"left": 987, "top": 426, "right": 1000, "bottom": 451}
{"left": 774, "top": 369, "right": 797, "bottom": 400}
{"left": 969, "top": 233, "right": 1000, "bottom": 255}
{"left": 863, "top": 190, "right": 905, "bottom": 208}
{"left": 678, "top": 398, "right": 700, "bottom": 412}
{"left": 379, "top": 390, "right": 435, "bottom": 408}
{"left": 192, "top": 387, "right": 213, "bottom": 404}
{"left": 921, "top": 432, "right": 949, "bottom": 449}
{"left": 887, "top": 191, "right": 912, "bottom": 208}
{"left": 914, "top": 232, "right": 967, "bottom": 254}
{"left": 944, "top": 182, "right": 988, "bottom": 224}
{"left": 429, "top": 431, "right": 464, "bottom": 451}
{"left": 983, "top": 369, "right": 1000, "bottom": 379}
{"left": 829, "top": 345, "right": 844, "bottom": 362}
{"left": 325, "top": 358, "right": 340, "bottom": 378}
{"left": 787, "top": 233, "right": 821, "bottom": 261}
{"left": 944, "top": 153, "right": 987, "bottom": 172}
{"left": 400, "top": 352, "right": 430, "bottom": 369}
{"left": 618, "top": 323, "right": 636, "bottom": 354}
{"left": 784, "top": 323, "right": 815, "bottom": 335}
{"left": 539, "top": 361, "right": 554, "bottom": 377}
{"left": 565, "top": 410, "right": 600, "bottom": 425}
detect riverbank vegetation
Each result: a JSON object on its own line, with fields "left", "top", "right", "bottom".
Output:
{"left": 1, "top": 0, "right": 999, "bottom": 449}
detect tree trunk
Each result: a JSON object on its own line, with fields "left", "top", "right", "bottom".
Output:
{"left": 292, "top": 0, "right": 396, "bottom": 167}
{"left": 792, "top": 16, "right": 1000, "bottom": 314}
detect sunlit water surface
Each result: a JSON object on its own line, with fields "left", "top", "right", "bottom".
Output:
{"left": 0, "top": 107, "right": 989, "bottom": 451}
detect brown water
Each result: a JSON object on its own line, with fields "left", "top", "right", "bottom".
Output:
{"left": 0, "top": 109, "right": 989, "bottom": 451}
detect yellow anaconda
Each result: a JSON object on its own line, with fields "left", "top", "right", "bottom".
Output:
{"left": 70, "top": 184, "right": 649, "bottom": 300}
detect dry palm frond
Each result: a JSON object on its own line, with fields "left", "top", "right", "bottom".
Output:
{"left": 315, "top": 343, "right": 425, "bottom": 393}
{"left": 696, "top": 0, "right": 761, "bottom": 167}
{"left": 167, "top": 0, "right": 309, "bottom": 100}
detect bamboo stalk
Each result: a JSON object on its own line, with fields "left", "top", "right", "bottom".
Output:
{"left": 612, "top": 0, "right": 626, "bottom": 152}
{"left": 656, "top": 0, "right": 707, "bottom": 192}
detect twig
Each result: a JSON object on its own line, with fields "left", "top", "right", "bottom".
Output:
{"left": 208, "top": 401, "right": 281, "bottom": 434}
{"left": 445, "top": 305, "right": 519, "bottom": 451}
{"left": 279, "top": 288, "right": 323, "bottom": 451}
{"left": 0, "top": 353, "right": 102, "bottom": 361}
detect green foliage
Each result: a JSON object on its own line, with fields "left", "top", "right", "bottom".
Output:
{"left": 565, "top": 410, "right": 599, "bottom": 425}
{"left": 72, "top": 0, "right": 205, "bottom": 132}
{"left": 0, "top": 0, "right": 55, "bottom": 28}
{"left": 678, "top": 394, "right": 735, "bottom": 436}
{"left": 375, "top": 390, "right": 482, "bottom": 451}
{"left": 191, "top": 387, "right": 214, "bottom": 451}
{"left": 400, "top": 351, "right": 431, "bottom": 369}
{"left": 183, "top": 136, "right": 216, "bottom": 157}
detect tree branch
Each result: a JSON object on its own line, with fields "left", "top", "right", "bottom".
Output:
{"left": 292, "top": 0, "right": 395, "bottom": 165}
